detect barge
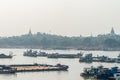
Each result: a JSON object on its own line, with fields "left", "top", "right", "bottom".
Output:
{"left": 24, "top": 49, "right": 83, "bottom": 58}
{"left": 0, "top": 63, "right": 69, "bottom": 73}
{"left": 79, "top": 53, "right": 120, "bottom": 63}
{"left": 47, "top": 53, "right": 82, "bottom": 58}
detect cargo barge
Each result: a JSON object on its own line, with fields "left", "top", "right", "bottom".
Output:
{"left": 0, "top": 63, "right": 69, "bottom": 73}
{"left": 79, "top": 53, "right": 120, "bottom": 63}
{"left": 47, "top": 53, "right": 82, "bottom": 58}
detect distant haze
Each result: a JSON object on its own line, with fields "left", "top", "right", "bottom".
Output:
{"left": 0, "top": 0, "right": 120, "bottom": 37}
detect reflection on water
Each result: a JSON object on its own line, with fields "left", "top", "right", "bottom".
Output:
{"left": 0, "top": 49, "right": 119, "bottom": 80}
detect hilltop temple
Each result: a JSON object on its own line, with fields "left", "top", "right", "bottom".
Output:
{"left": 97, "top": 27, "right": 119, "bottom": 39}
{"left": 110, "top": 27, "right": 115, "bottom": 35}
{"left": 108, "top": 27, "right": 117, "bottom": 38}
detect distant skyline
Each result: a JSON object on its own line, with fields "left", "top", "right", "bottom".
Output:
{"left": 0, "top": 0, "right": 120, "bottom": 37}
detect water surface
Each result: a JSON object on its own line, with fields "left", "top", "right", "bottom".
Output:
{"left": 0, "top": 49, "right": 119, "bottom": 80}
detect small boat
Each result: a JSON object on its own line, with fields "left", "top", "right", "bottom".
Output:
{"left": 116, "top": 54, "right": 120, "bottom": 63}
{"left": 0, "top": 54, "right": 13, "bottom": 58}
{"left": 79, "top": 53, "right": 93, "bottom": 63}
{"left": 23, "top": 49, "right": 37, "bottom": 57}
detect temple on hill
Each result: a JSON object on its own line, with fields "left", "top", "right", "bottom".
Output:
{"left": 97, "top": 27, "right": 119, "bottom": 39}
{"left": 110, "top": 27, "right": 115, "bottom": 35}
{"left": 109, "top": 27, "right": 117, "bottom": 38}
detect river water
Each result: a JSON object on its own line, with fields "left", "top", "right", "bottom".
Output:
{"left": 0, "top": 48, "right": 120, "bottom": 80}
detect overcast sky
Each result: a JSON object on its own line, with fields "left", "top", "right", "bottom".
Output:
{"left": 0, "top": 0, "right": 120, "bottom": 37}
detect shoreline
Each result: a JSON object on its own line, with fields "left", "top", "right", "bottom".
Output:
{"left": 0, "top": 46, "right": 120, "bottom": 51}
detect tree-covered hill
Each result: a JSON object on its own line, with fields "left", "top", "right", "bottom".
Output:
{"left": 0, "top": 32, "right": 120, "bottom": 50}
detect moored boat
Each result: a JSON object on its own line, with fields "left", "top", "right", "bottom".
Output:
{"left": 0, "top": 63, "right": 69, "bottom": 74}
{"left": 0, "top": 53, "right": 13, "bottom": 58}
{"left": 37, "top": 51, "right": 48, "bottom": 57}
{"left": 47, "top": 53, "right": 81, "bottom": 58}
{"left": 79, "top": 53, "right": 93, "bottom": 63}
{"left": 23, "top": 49, "right": 37, "bottom": 57}
{"left": 81, "top": 65, "right": 119, "bottom": 80}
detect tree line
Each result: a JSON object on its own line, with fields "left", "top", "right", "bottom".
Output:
{"left": 0, "top": 32, "right": 120, "bottom": 50}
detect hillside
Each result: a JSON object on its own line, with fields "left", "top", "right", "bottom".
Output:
{"left": 0, "top": 32, "right": 120, "bottom": 50}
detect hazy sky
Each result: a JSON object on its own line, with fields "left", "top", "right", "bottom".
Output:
{"left": 0, "top": 0, "right": 120, "bottom": 37}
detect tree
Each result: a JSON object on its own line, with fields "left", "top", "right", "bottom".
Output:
{"left": 104, "top": 39, "right": 120, "bottom": 47}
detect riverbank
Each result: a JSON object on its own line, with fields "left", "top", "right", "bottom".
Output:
{"left": 0, "top": 46, "right": 120, "bottom": 51}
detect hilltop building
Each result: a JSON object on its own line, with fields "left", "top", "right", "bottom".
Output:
{"left": 97, "top": 27, "right": 119, "bottom": 39}
{"left": 111, "top": 27, "right": 115, "bottom": 35}
{"left": 108, "top": 27, "right": 118, "bottom": 39}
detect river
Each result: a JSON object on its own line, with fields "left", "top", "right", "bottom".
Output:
{"left": 0, "top": 48, "right": 120, "bottom": 80}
